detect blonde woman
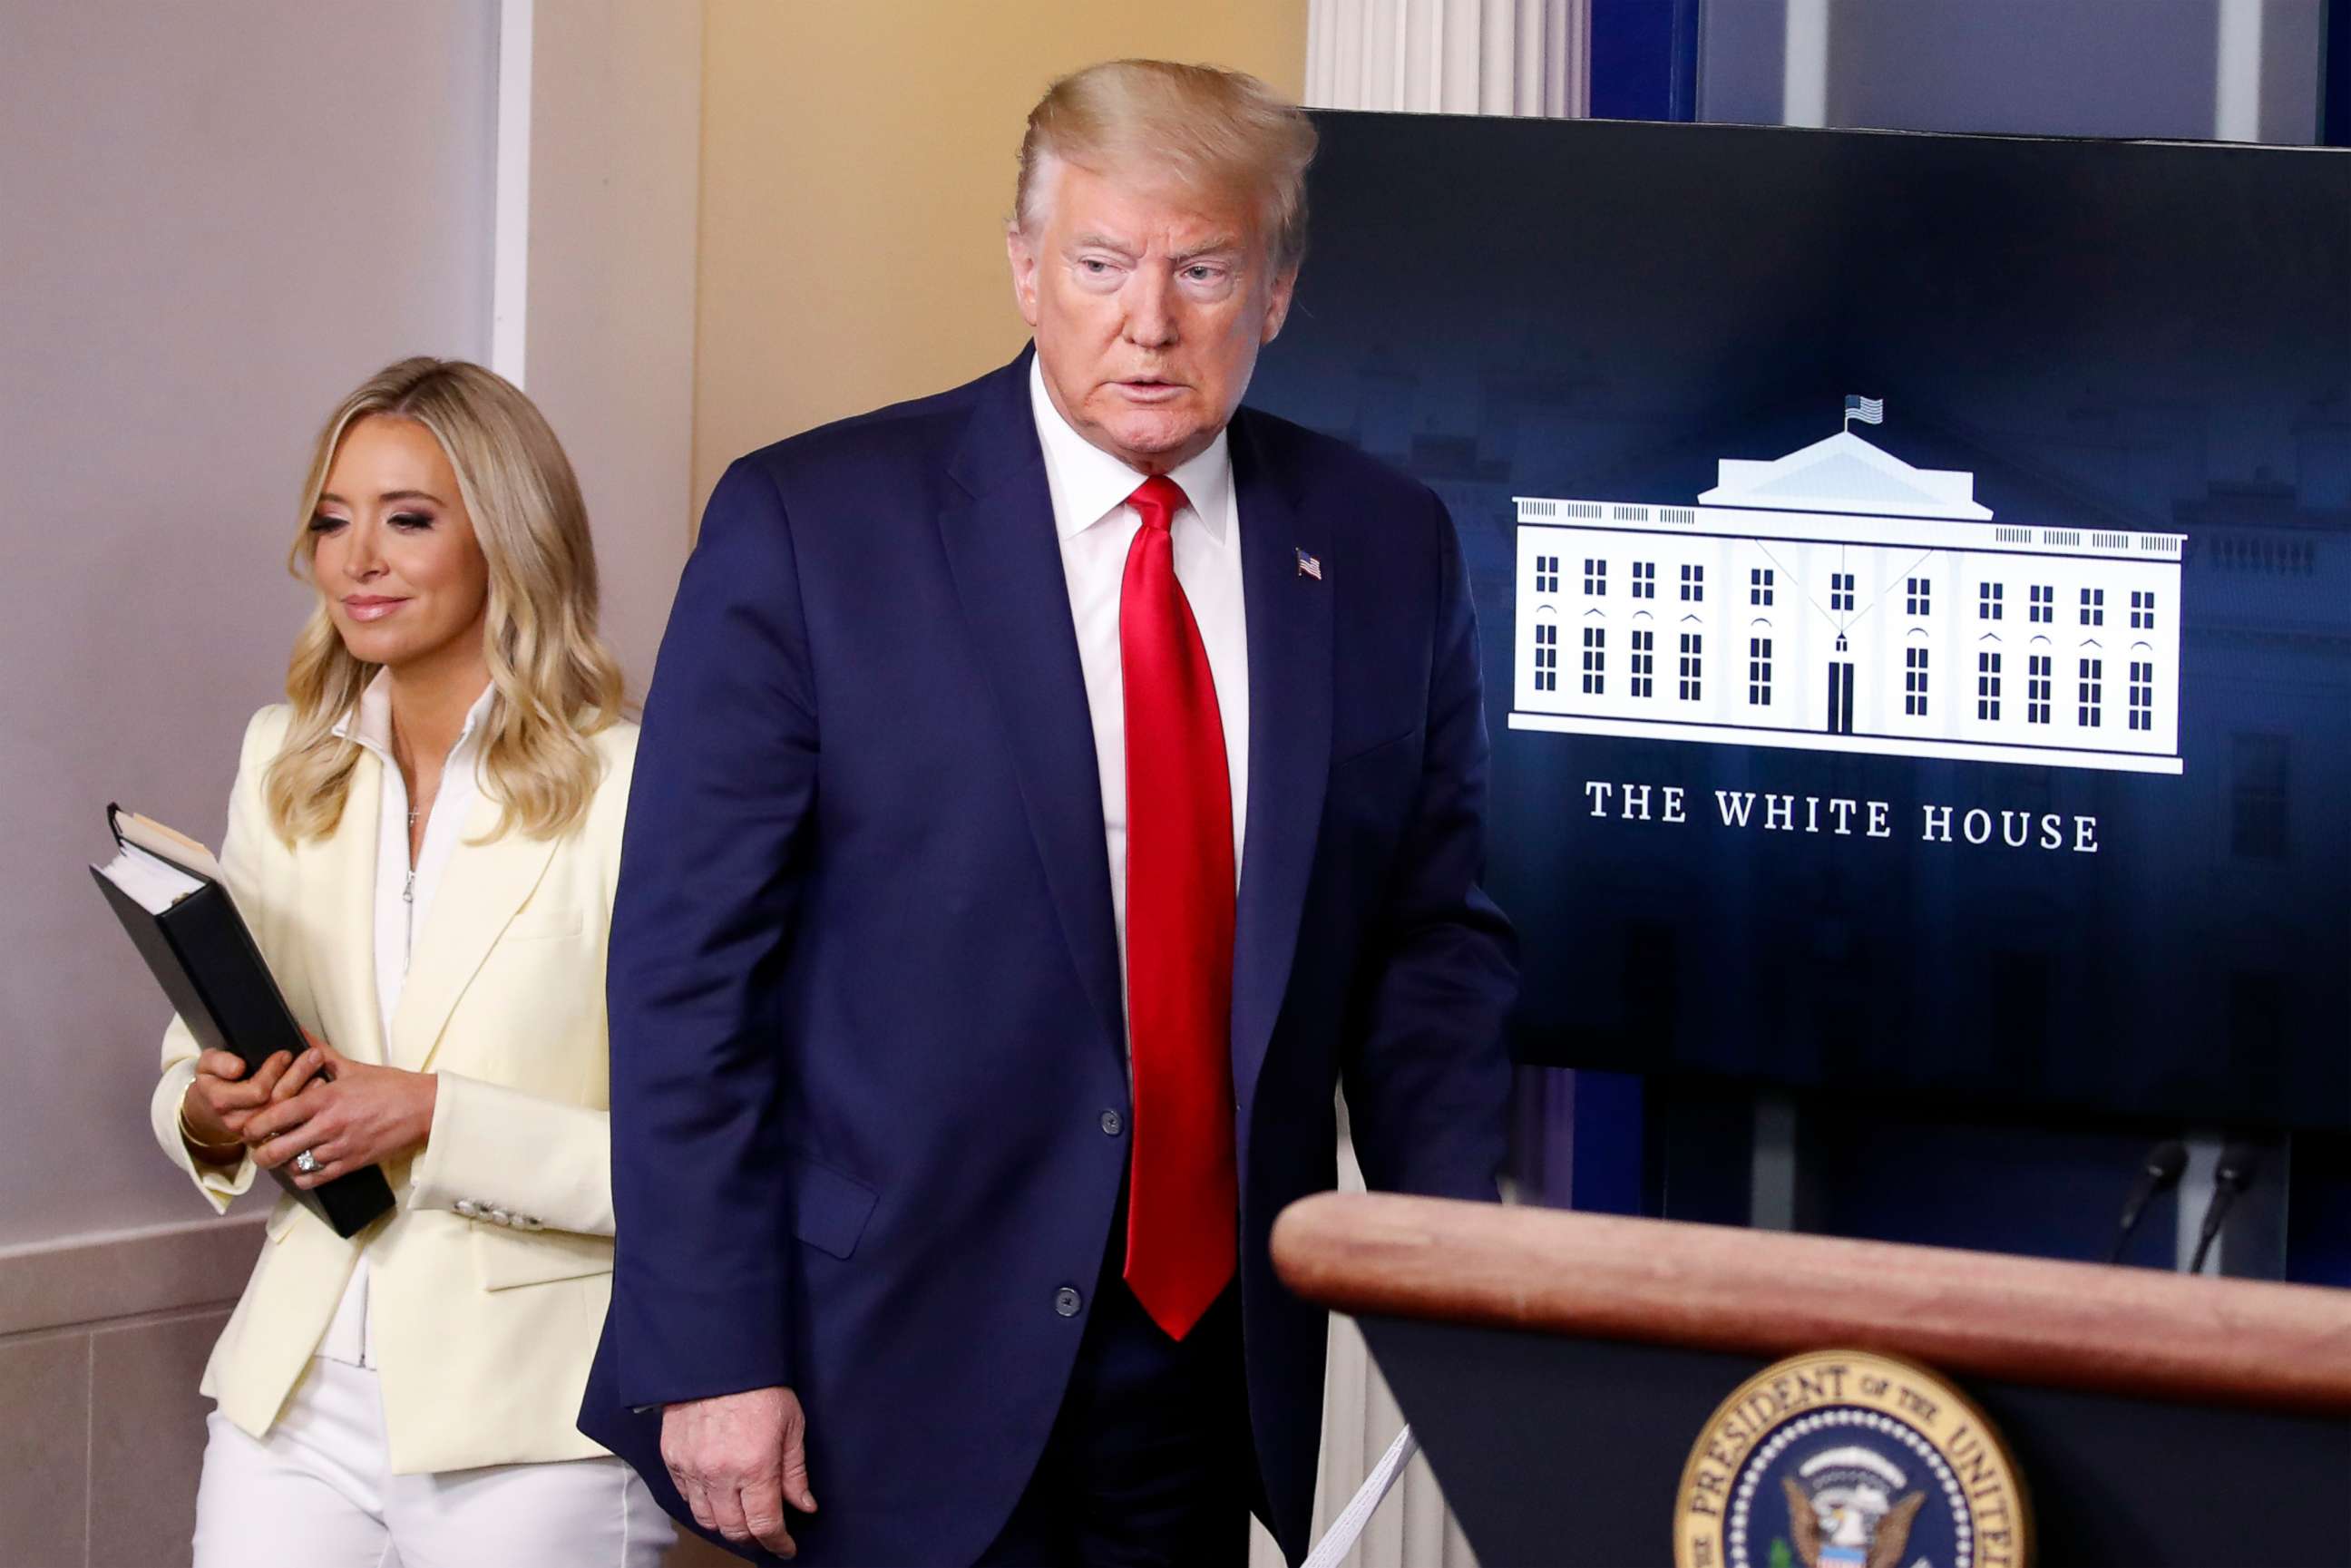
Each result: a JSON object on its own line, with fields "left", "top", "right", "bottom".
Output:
{"left": 150, "top": 357, "right": 673, "bottom": 1565}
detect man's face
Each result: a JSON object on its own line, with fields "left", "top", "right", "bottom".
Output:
{"left": 1008, "top": 156, "right": 1296, "bottom": 474}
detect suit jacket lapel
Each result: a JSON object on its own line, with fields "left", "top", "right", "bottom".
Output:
{"left": 936, "top": 351, "right": 1127, "bottom": 1065}
{"left": 385, "top": 790, "right": 561, "bottom": 1072}
{"left": 1229, "top": 410, "right": 1333, "bottom": 1106}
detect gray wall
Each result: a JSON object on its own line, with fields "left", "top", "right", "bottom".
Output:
{"left": 2, "top": 1, "right": 497, "bottom": 1251}
{"left": 2, "top": 10, "right": 721, "bottom": 1559}
{"left": 1699, "top": 0, "right": 2325, "bottom": 142}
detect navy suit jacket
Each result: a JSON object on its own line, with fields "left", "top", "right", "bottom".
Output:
{"left": 580, "top": 350, "right": 1517, "bottom": 1564}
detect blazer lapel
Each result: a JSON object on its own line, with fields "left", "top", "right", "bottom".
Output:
{"left": 1228, "top": 410, "right": 1333, "bottom": 1106}
{"left": 385, "top": 790, "right": 561, "bottom": 1072}
{"left": 936, "top": 351, "right": 1127, "bottom": 1065}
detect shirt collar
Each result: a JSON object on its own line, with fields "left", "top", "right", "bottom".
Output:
{"left": 1028, "top": 353, "right": 1232, "bottom": 544}
{"left": 332, "top": 669, "right": 496, "bottom": 763}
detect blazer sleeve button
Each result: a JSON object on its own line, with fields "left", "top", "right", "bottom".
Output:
{"left": 454, "top": 1200, "right": 481, "bottom": 1219}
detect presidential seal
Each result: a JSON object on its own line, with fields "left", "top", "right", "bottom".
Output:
{"left": 1673, "top": 1349, "right": 2029, "bottom": 1568}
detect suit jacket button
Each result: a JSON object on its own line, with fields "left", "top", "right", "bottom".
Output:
{"left": 455, "top": 1200, "right": 480, "bottom": 1219}
{"left": 1099, "top": 1109, "right": 1123, "bottom": 1137}
{"left": 1054, "top": 1287, "right": 1083, "bottom": 1318}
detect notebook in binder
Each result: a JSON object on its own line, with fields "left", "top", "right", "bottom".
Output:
{"left": 91, "top": 804, "right": 395, "bottom": 1239}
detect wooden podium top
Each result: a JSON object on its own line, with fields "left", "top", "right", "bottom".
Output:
{"left": 1272, "top": 1193, "right": 2351, "bottom": 1415}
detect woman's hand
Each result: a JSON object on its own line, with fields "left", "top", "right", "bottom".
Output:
{"left": 242, "top": 1039, "right": 437, "bottom": 1188}
{"left": 180, "top": 1049, "right": 296, "bottom": 1166}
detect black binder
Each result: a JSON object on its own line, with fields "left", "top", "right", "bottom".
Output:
{"left": 92, "top": 803, "right": 395, "bottom": 1239}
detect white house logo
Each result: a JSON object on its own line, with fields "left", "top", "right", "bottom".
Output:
{"left": 1512, "top": 413, "right": 2185, "bottom": 774}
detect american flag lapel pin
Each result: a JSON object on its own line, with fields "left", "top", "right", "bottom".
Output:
{"left": 1295, "top": 547, "right": 1323, "bottom": 581}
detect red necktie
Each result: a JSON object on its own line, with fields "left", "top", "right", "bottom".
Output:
{"left": 1117, "top": 473, "right": 1237, "bottom": 1340}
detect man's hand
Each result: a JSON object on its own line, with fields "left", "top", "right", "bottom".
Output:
{"left": 661, "top": 1387, "right": 817, "bottom": 1558}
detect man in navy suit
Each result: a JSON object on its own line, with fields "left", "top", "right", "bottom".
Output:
{"left": 582, "top": 60, "right": 1517, "bottom": 1565}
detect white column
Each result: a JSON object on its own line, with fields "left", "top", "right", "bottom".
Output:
{"left": 1780, "top": 0, "right": 1830, "bottom": 129}
{"left": 492, "top": 0, "right": 535, "bottom": 385}
{"left": 1306, "top": 0, "right": 1589, "bottom": 116}
{"left": 1285, "top": 12, "right": 1583, "bottom": 1563}
{"left": 1244, "top": 1099, "right": 1482, "bottom": 1568}
{"left": 2213, "top": 0, "right": 2265, "bottom": 141}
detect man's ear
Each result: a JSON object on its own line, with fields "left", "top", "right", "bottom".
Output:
{"left": 1260, "top": 265, "right": 1300, "bottom": 345}
{"left": 1007, "top": 225, "right": 1043, "bottom": 329}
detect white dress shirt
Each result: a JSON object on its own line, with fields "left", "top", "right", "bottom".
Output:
{"left": 314, "top": 672, "right": 495, "bottom": 1366}
{"left": 1029, "top": 356, "right": 1250, "bottom": 1030}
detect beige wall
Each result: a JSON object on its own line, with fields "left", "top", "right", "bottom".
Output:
{"left": 692, "top": 0, "right": 1310, "bottom": 507}
{"left": 522, "top": 0, "right": 703, "bottom": 687}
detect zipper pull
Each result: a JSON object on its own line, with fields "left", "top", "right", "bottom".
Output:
{"left": 403, "top": 868, "right": 415, "bottom": 904}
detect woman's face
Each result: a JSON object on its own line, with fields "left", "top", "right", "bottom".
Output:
{"left": 309, "top": 414, "right": 491, "bottom": 678}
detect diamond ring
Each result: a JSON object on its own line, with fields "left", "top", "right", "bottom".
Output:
{"left": 294, "top": 1150, "right": 321, "bottom": 1176}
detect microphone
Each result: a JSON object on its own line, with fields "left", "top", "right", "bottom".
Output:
{"left": 2104, "top": 1139, "right": 2188, "bottom": 1265}
{"left": 2188, "top": 1142, "right": 2263, "bottom": 1275}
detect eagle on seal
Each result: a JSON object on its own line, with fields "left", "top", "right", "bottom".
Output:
{"left": 1783, "top": 1474, "right": 1927, "bottom": 1568}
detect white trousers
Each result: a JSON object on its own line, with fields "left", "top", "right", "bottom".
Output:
{"left": 191, "top": 1357, "right": 674, "bottom": 1568}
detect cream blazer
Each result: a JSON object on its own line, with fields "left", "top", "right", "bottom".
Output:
{"left": 146, "top": 703, "right": 638, "bottom": 1475}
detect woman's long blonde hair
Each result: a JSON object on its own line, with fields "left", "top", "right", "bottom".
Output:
{"left": 264, "top": 357, "right": 626, "bottom": 842}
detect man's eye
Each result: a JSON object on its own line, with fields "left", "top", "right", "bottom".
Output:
{"left": 1079, "top": 258, "right": 1113, "bottom": 274}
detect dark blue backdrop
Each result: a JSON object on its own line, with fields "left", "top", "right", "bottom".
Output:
{"left": 1254, "top": 112, "right": 2350, "bottom": 1135}
{"left": 1251, "top": 112, "right": 2351, "bottom": 1275}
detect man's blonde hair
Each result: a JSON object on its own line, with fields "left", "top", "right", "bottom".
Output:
{"left": 1015, "top": 60, "right": 1318, "bottom": 272}
{"left": 265, "top": 356, "right": 626, "bottom": 843}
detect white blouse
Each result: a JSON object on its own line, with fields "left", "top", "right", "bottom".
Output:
{"left": 314, "top": 673, "right": 495, "bottom": 1367}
